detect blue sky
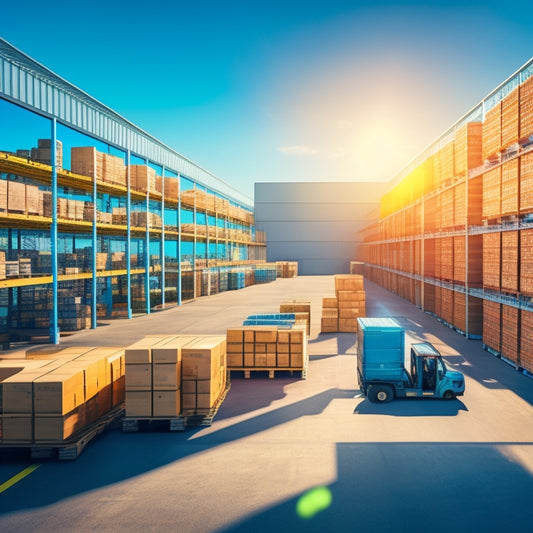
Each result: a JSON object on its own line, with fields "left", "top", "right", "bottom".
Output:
{"left": 2, "top": 1, "right": 533, "bottom": 198}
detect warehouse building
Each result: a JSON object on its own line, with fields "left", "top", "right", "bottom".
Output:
{"left": 255, "top": 181, "right": 386, "bottom": 275}
{"left": 357, "top": 57, "right": 533, "bottom": 377}
{"left": 0, "top": 38, "right": 266, "bottom": 346}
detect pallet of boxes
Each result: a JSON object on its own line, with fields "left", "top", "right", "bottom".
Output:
{"left": 0, "top": 346, "right": 125, "bottom": 460}
{"left": 226, "top": 324, "right": 308, "bottom": 379}
{"left": 122, "top": 335, "right": 229, "bottom": 432}
{"left": 280, "top": 299, "right": 311, "bottom": 336}
{"left": 321, "top": 275, "right": 366, "bottom": 333}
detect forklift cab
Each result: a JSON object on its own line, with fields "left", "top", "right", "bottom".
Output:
{"left": 410, "top": 343, "right": 446, "bottom": 392}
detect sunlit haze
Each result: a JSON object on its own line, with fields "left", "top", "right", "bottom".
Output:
{"left": 2, "top": 1, "right": 532, "bottom": 199}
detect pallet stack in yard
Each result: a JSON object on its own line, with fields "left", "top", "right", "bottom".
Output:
{"left": 321, "top": 275, "right": 366, "bottom": 333}
{"left": 226, "top": 324, "right": 308, "bottom": 378}
{"left": 124, "top": 335, "right": 227, "bottom": 418}
{"left": 0, "top": 346, "right": 125, "bottom": 445}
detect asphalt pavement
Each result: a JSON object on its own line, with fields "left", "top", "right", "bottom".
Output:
{"left": 0, "top": 276, "right": 532, "bottom": 533}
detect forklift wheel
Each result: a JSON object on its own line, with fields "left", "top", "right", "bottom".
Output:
{"left": 442, "top": 390, "right": 455, "bottom": 400}
{"left": 367, "top": 385, "right": 394, "bottom": 403}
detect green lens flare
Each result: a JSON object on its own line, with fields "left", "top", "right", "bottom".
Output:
{"left": 296, "top": 486, "right": 332, "bottom": 519}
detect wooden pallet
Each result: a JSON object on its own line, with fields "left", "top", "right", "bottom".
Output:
{"left": 0, "top": 405, "right": 125, "bottom": 461}
{"left": 122, "top": 382, "right": 231, "bottom": 432}
{"left": 230, "top": 366, "right": 308, "bottom": 380}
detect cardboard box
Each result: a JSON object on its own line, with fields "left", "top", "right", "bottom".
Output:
{"left": 33, "top": 369, "right": 86, "bottom": 414}
{"left": 7, "top": 180, "right": 26, "bottom": 213}
{"left": 226, "top": 328, "right": 244, "bottom": 343}
{"left": 1, "top": 414, "right": 33, "bottom": 442}
{"left": 152, "top": 335, "right": 197, "bottom": 364}
{"left": 34, "top": 406, "right": 87, "bottom": 442}
{"left": 277, "top": 354, "right": 290, "bottom": 367}
{"left": 244, "top": 353, "right": 255, "bottom": 367}
{"left": 125, "top": 390, "right": 152, "bottom": 417}
{"left": 322, "top": 297, "right": 338, "bottom": 308}
{"left": 335, "top": 274, "right": 364, "bottom": 292}
{"left": 227, "top": 353, "right": 244, "bottom": 367}
{"left": 321, "top": 317, "right": 338, "bottom": 332}
{"left": 152, "top": 389, "right": 181, "bottom": 417}
{"left": 226, "top": 343, "right": 244, "bottom": 355}
{"left": 339, "top": 318, "right": 358, "bottom": 332}
{"left": 153, "top": 363, "right": 179, "bottom": 389}
{"left": 182, "top": 336, "right": 226, "bottom": 380}
{"left": 125, "top": 336, "right": 169, "bottom": 363}
{"left": 125, "top": 363, "right": 152, "bottom": 390}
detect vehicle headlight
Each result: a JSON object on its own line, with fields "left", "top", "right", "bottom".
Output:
{"left": 453, "top": 380, "right": 463, "bottom": 389}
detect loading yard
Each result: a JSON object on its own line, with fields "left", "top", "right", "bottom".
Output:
{"left": 1, "top": 275, "right": 532, "bottom": 532}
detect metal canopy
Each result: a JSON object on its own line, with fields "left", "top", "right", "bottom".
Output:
{"left": 0, "top": 38, "right": 252, "bottom": 208}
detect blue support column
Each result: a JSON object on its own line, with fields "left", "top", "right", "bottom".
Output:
{"left": 192, "top": 183, "right": 197, "bottom": 298}
{"left": 145, "top": 187, "right": 150, "bottom": 315}
{"left": 126, "top": 148, "right": 132, "bottom": 319}
{"left": 50, "top": 119, "right": 59, "bottom": 344}
{"left": 178, "top": 174, "right": 182, "bottom": 305}
{"left": 91, "top": 149, "right": 97, "bottom": 329}
{"left": 161, "top": 167, "right": 166, "bottom": 308}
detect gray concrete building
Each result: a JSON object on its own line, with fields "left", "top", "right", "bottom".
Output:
{"left": 254, "top": 181, "right": 387, "bottom": 275}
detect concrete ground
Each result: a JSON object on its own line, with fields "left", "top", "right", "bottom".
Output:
{"left": 0, "top": 276, "right": 532, "bottom": 533}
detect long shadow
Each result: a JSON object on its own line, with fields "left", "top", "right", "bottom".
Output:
{"left": 353, "top": 396, "right": 469, "bottom": 416}
{"left": 0, "top": 387, "right": 354, "bottom": 515}
{"left": 221, "top": 441, "right": 533, "bottom": 533}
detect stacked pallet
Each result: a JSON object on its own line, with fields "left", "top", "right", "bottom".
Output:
{"left": 501, "top": 87, "right": 519, "bottom": 149}
{"left": 226, "top": 325, "right": 307, "bottom": 376}
{"left": 164, "top": 177, "right": 179, "bottom": 200}
{"left": 483, "top": 300, "right": 501, "bottom": 353}
{"left": 441, "top": 288, "right": 454, "bottom": 325}
{"left": 482, "top": 167, "right": 501, "bottom": 220}
{"left": 482, "top": 232, "right": 501, "bottom": 289}
{"left": 520, "top": 310, "right": 533, "bottom": 373}
{"left": 29, "top": 139, "right": 63, "bottom": 168}
{"left": 125, "top": 335, "right": 225, "bottom": 417}
{"left": 520, "top": 229, "right": 533, "bottom": 295}
{"left": 319, "top": 275, "right": 365, "bottom": 333}
{"left": 280, "top": 299, "right": 311, "bottom": 333}
{"left": 453, "top": 293, "right": 483, "bottom": 336}
{"left": 501, "top": 305, "right": 519, "bottom": 365}
{"left": 181, "top": 336, "right": 227, "bottom": 410}
{"left": 482, "top": 103, "right": 502, "bottom": 161}
{"left": 519, "top": 75, "right": 533, "bottom": 141}
{"left": 102, "top": 153, "right": 126, "bottom": 187}
{"left": 520, "top": 152, "right": 533, "bottom": 213}
{"left": 453, "top": 237, "right": 465, "bottom": 284}
{"left": 454, "top": 122, "right": 482, "bottom": 177}
{"left": 129, "top": 165, "right": 157, "bottom": 193}
{"left": 130, "top": 211, "right": 162, "bottom": 228}
{"left": 71, "top": 147, "right": 105, "bottom": 181}
{"left": 441, "top": 188, "right": 454, "bottom": 229}
{"left": 350, "top": 261, "right": 365, "bottom": 275}
{"left": 1, "top": 347, "right": 124, "bottom": 443}
{"left": 275, "top": 261, "right": 298, "bottom": 278}
{"left": 453, "top": 182, "right": 466, "bottom": 227}
{"left": 320, "top": 297, "right": 339, "bottom": 333}
{"left": 501, "top": 231, "right": 519, "bottom": 293}
{"left": 501, "top": 159, "right": 519, "bottom": 216}
{"left": 440, "top": 237, "right": 454, "bottom": 281}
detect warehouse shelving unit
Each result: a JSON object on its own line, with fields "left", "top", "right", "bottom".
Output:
{"left": 0, "top": 38, "right": 266, "bottom": 347}
{"left": 358, "top": 57, "right": 533, "bottom": 377}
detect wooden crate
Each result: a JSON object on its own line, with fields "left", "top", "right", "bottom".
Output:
{"left": 482, "top": 167, "right": 501, "bottom": 220}
{"left": 501, "top": 231, "right": 519, "bottom": 293}
{"left": 483, "top": 300, "right": 501, "bottom": 353}
{"left": 501, "top": 305, "right": 519, "bottom": 365}
{"left": 520, "top": 228, "right": 533, "bottom": 295}
{"left": 483, "top": 232, "right": 501, "bottom": 290}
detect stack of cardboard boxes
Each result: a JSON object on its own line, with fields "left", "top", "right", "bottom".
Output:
{"left": 124, "top": 335, "right": 227, "bottom": 418}
{"left": 226, "top": 324, "right": 307, "bottom": 373}
{"left": 321, "top": 274, "right": 366, "bottom": 333}
{"left": 0, "top": 347, "right": 125, "bottom": 443}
